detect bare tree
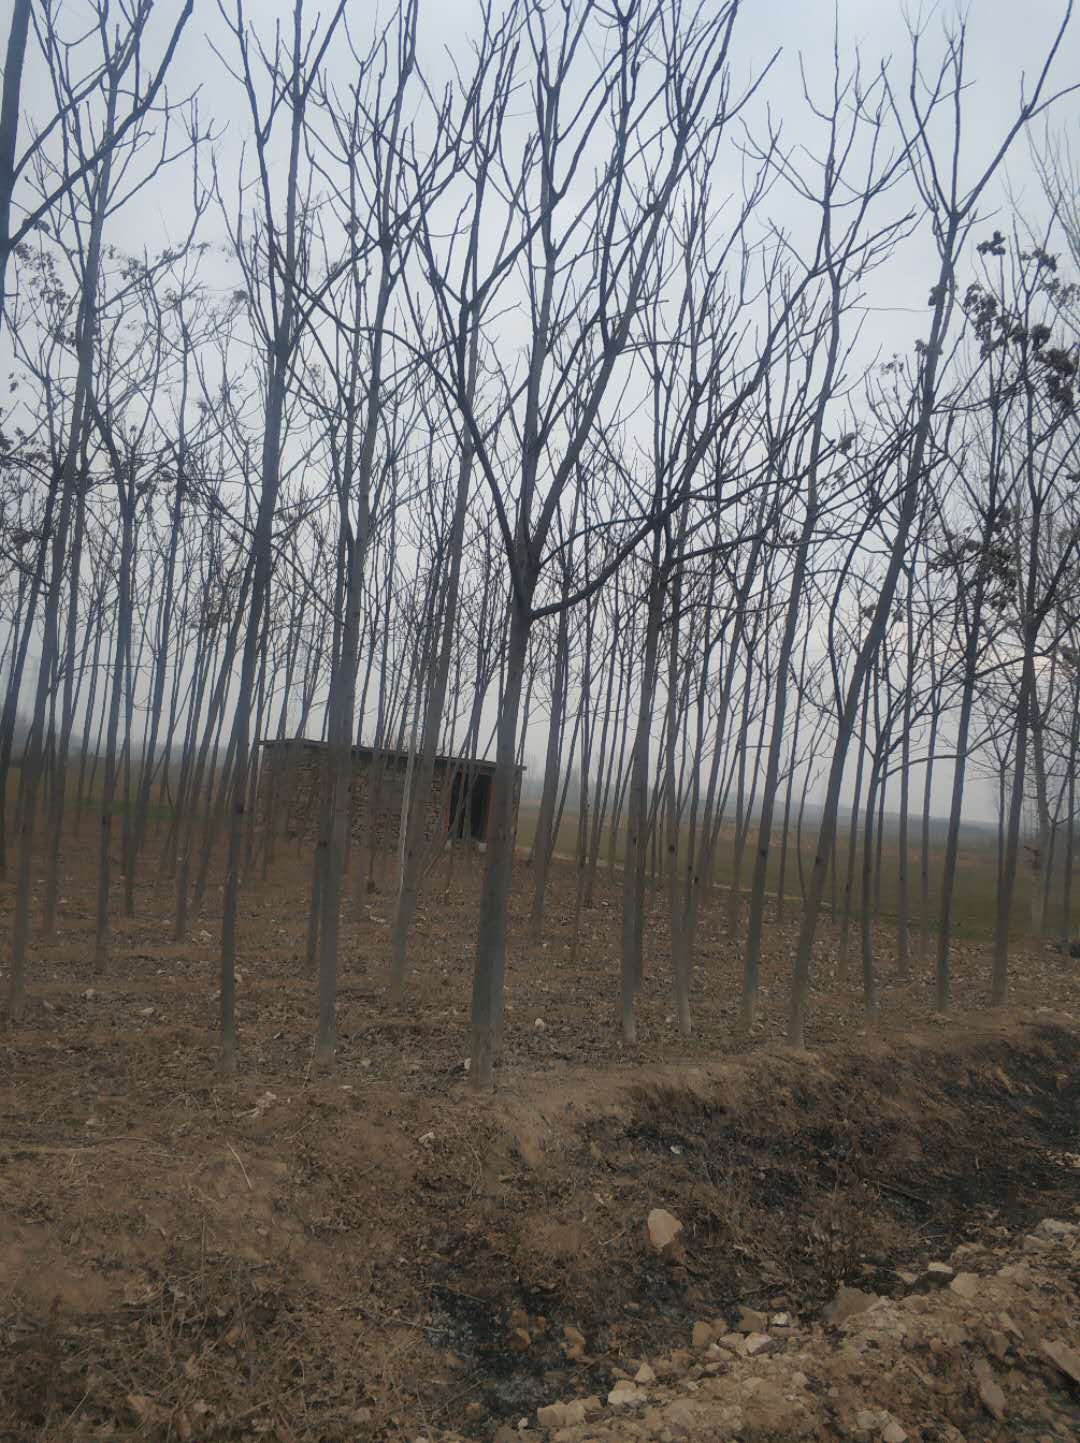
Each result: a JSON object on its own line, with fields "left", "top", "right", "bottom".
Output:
{"left": 0, "top": 0, "right": 193, "bottom": 325}
{"left": 421, "top": 0, "right": 759, "bottom": 1086}
{"left": 212, "top": 0, "right": 346, "bottom": 1070}
{"left": 787, "top": 6, "right": 1075, "bottom": 1047}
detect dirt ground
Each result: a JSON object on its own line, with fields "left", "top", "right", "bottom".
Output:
{"left": 1, "top": 840, "right": 1078, "bottom": 1441}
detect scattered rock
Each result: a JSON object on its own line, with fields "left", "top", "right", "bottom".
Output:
{"left": 646, "top": 1208, "right": 684, "bottom": 1257}
{"left": 917, "top": 1262, "right": 954, "bottom": 1289}
{"left": 744, "top": 1332, "right": 774, "bottom": 1357}
{"left": 1041, "top": 1337, "right": 1080, "bottom": 1386}
{"left": 1033, "top": 1218, "right": 1075, "bottom": 1240}
{"left": 822, "top": 1287, "right": 881, "bottom": 1325}
{"left": 771, "top": 1311, "right": 792, "bottom": 1328}
{"left": 634, "top": 1364, "right": 656, "bottom": 1385}
{"left": 742, "top": 1386, "right": 815, "bottom": 1439}
{"left": 736, "top": 1306, "right": 768, "bottom": 1334}
{"left": 881, "top": 1422, "right": 907, "bottom": 1443}
{"left": 691, "top": 1321, "right": 715, "bottom": 1350}
{"left": 607, "top": 1381, "right": 645, "bottom": 1409}
{"left": 988, "top": 1329, "right": 1011, "bottom": 1360}
{"left": 663, "top": 1398, "right": 699, "bottom": 1437}
{"left": 562, "top": 1324, "right": 586, "bottom": 1360}
{"left": 973, "top": 1358, "right": 1006, "bottom": 1420}
{"left": 949, "top": 1272, "right": 979, "bottom": 1301}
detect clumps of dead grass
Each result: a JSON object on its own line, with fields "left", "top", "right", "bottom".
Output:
{"left": 0, "top": 1243, "right": 429, "bottom": 1442}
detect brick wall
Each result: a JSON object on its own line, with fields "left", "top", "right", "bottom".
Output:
{"left": 255, "top": 745, "right": 489, "bottom": 850}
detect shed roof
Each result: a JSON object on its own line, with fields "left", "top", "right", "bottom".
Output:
{"left": 258, "top": 736, "right": 515, "bottom": 774}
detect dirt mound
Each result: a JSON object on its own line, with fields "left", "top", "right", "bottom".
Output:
{"left": 419, "top": 1020, "right": 1080, "bottom": 1427}
{"left": 2, "top": 1016, "right": 1078, "bottom": 1440}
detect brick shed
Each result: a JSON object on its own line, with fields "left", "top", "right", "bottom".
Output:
{"left": 255, "top": 737, "right": 520, "bottom": 849}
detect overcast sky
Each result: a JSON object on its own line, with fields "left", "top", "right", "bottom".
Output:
{"left": 97, "top": 0, "right": 1070, "bottom": 421}
{"left": 11, "top": 0, "right": 1080, "bottom": 826}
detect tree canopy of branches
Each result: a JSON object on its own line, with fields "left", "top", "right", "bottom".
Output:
{"left": 2, "top": 0, "right": 1078, "bottom": 1088}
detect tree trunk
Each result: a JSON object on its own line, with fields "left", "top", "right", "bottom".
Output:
{"left": 896, "top": 582, "right": 914, "bottom": 977}
{"left": 935, "top": 579, "right": 986, "bottom": 1013}
{"left": 389, "top": 370, "right": 476, "bottom": 1001}
{"left": 859, "top": 753, "right": 881, "bottom": 1017}
{"left": 919, "top": 704, "right": 940, "bottom": 965}
{"left": 470, "top": 596, "right": 530, "bottom": 1089}
{"left": 1029, "top": 707, "right": 1052, "bottom": 941}
{"left": 94, "top": 473, "right": 135, "bottom": 969}
{"left": 838, "top": 678, "right": 870, "bottom": 984}
{"left": 1061, "top": 669, "right": 1078, "bottom": 948}
{"left": 0, "top": 0, "right": 31, "bottom": 325}
{"left": 788, "top": 234, "right": 957, "bottom": 1047}
{"left": 620, "top": 549, "right": 664, "bottom": 1043}
{"left": 741, "top": 487, "right": 816, "bottom": 1030}
{"left": 529, "top": 602, "right": 571, "bottom": 940}
{"left": 992, "top": 642, "right": 1036, "bottom": 1005}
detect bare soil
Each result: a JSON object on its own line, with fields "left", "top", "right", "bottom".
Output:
{"left": 1, "top": 841, "right": 1078, "bottom": 1441}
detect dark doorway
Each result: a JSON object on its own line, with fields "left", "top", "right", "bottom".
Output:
{"left": 447, "top": 769, "right": 492, "bottom": 840}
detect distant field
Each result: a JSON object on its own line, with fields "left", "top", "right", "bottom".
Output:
{"left": 7, "top": 762, "right": 1072, "bottom": 945}
{"left": 514, "top": 799, "right": 1071, "bottom": 944}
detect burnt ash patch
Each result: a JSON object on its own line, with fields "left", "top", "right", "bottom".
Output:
{"left": 416, "top": 1025, "right": 1080, "bottom": 1430}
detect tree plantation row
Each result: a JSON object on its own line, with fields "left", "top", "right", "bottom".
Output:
{"left": 1, "top": 0, "right": 1078, "bottom": 1089}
